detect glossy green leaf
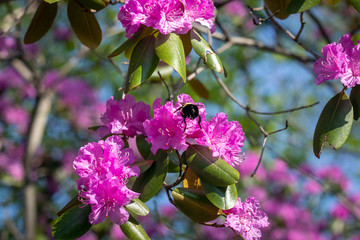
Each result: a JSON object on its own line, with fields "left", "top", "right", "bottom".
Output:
{"left": 265, "top": 0, "right": 291, "bottom": 19}
{"left": 286, "top": 0, "right": 321, "bottom": 14}
{"left": 148, "top": 62, "right": 174, "bottom": 82}
{"left": 108, "top": 27, "right": 147, "bottom": 58}
{"left": 136, "top": 135, "right": 152, "bottom": 160}
{"left": 56, "top": 196, "right": 82, "bottom": 217}
{"left": 190, "top": 30, "right": 227, "bottom": 77}
{"left": 124, "top": 35, "right": 159, "bottom": 92}
{"left": 44, "top": 0, "right": 59, "bottom": 3}
{"left": 350, "top": 85, "right": 360, "bottom": 120}
{"left": 52, "top": 205, "right": 91, "bottom": 240}
{"left": 183, "top": 145, "right": 239, "bottom": 187}
{"left": 313, "top": 92, "right": 353, "bottom": 158}
{"left": 125, "top": 199, "right": 149, "bottom": 216}
{"left": 179, "top": 31, "right": 192, "bottom": 56}
{"left": 201, "top": 181, "right": 237, "bottom": 210}
{"left": 167, "top": 151, "right": 181, "bottom": 173}
{"left": 67, "top": 0, "right": 102, "bottom": 49}
{"left": 77, "top": 0, "right": 109, "bottom": 11}
{"left": 155, "top": 33, "right": 187, "bottom": 83}
{"left": 24, "top": 1, "right": 58, "bottom": 44}
{"left": 120, "top": 215, "right": 150, "bottom": 240}
{"left": 132, "top": 150, "right": 169, "bottom": 202}
{"left": 350, "top": 0, "right": 360, "bottom": 13}
{"left": 172, "top": 187, "right": 220, "bottom": 222}
{"left": 189, "top": 78, "right": 209, "bottom": 99}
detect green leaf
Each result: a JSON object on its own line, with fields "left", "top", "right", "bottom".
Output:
{"left": 155, "top": 33, "right": 187, "bottom": 83}
{"left": 265, "top": 0, "right": 291, "bottom": 19}
{"left": 124, "top": 35, "right": 159, "bottom": 92}
{"left": 67, "top": 0, "right": 102, "bottom": 49}
{"left": 179, "top": 31, "right": 192, "bottom": 56}
{"left": 201, "top": 181, "right": 238, "bottom": 210}
{"left": 125, "top": 199, "right": 149, "bottom": 216}
{"left": 350, "top": 85, "right": 360, "bottom": 120}
{"left": 189, "top": 78, "right": 209, "bottom": 99}
{"left": 350, "top": 0, "right": 360, "bottom": 13}
{"left": 183, "top": 145, "right": 239, "bottom": 187}
{"left": 190, "top": 30, "right": 227, "bottom": 77}
{"left": 132, "top": 150, "right": 169, "bottom": 202}
{"left": 313, "top": 92, "right": 353, "bottom": 158}
{"left": 24, "top": 1, "right": 58, "bottom": 44}
{"left": 136, "top": 135, "right": 152, "bottom": 160}
{"left": 120, "top": 215, "right": 150, "bottom": 240}
{"left": 108, "top": 26, "right": 147, "bottom": 58}
{"left": 52, "top": 205, "right": 92, "bottom": 240}
{"left": 56, "top": 196, "right": 82, "bottom": 217}
{"left": 172, "top": 187, "right": 220, "bottom": 222}
{"left": 167, "top": 151, "right": 181, "bottom": 173}
{"left": 326, "top": 0, "right": 341, "bottom": 5}
{"left": 44, "top": 0, "right": 59, "bottom": 3}
{"left": 77, "top": 0, "right": 109, "bottom": 11}
{"left": 286, "top": 0, "right": 321, "bottom": 14}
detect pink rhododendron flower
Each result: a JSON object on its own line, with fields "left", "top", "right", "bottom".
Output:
{"left": 143, "top": 94, "right": 205, "bottom": 154}
{"left": 99, "top": 95, "right": 151, "bottom": 138}
{"left": 223, "top": 197, "right": 269, "bottom": 240}
{"left": 196, "top": 112, "right": 245, "bottom": 167}
{"left": 313, "top": 33, "right": 360, "bottom": 87}
{"left": 118, "top": 0, "right": 215, "bottom": 38}
{"left": 73, "top": 135, "right": 140, "bottom": 225}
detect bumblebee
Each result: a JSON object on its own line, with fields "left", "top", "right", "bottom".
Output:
{"left": 174, "top": 103, "right": 202, "bottom": 132}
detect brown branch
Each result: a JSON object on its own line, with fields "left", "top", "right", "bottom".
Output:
{"left": 295, "top": 12, "right": 305, "bottom": 41}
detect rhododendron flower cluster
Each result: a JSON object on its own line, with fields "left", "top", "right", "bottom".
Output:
{"left": 223, "top": 197, "right": 269, "bottom": 240}
{"left": 73, "top": 135, "right": 140, "bottom": 225}
{"left": 98, "top": 95, "right": 151, "bottom": 138}
{"left": 313, "top": 33, "right": 360, "bottom": 87}
{"left": 143, "top": 93, "right": 245, "bottom": 167}
{"left": 118, "top": 0, "right": 216, "bottom": 38}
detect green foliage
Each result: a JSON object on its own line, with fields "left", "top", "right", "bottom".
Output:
{"left": 350, "top": 0, "right": 360, "bottom": 13}
{"left": 24, "top": 1, "right": 58, "bottom": 44}
{"left": 120, "top": 215, "right": 150, "bottom": 240}
{"left": 264, "top": 0, "right": 291, "bottom": 19}
{"left": 67, "top": 0, "right": 102, "bottom": 49}
{"left": 188, "top": 78, "right": 210, "bottom": 100}
{"left": 77, "top": 0, "right": 109, "bottom": 11}
{"left": 183, "top": 145, "right": 239, "bottom": 187}
{"left": 286, "top": 0, "right": 321, "bottom": 13}
{"left": 125, "top": 199, "right": 150, "bottom": 216}
{"left": 190, "top": 29, "right": 227, "bottom": 77}
{"left": 313, "top": 92, "right": 353, "bottom": 158}
{"left": 155, "top": 33, "right": 187, "bottom": 83}
{"left": 52, "top": 205, "right": 92, "bottom": 240}
{"left": 131, "top": 150, "right": 169, "bottom": 202}
{"left": 172, "top": 187, "right": 220, "bottom": 222}
{"left": 201, "top": 181, "right": 238, "bottom": 210}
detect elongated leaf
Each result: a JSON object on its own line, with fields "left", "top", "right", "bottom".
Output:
{"left": 189, "top": 78, "right": 209, "bottom": 99}
{"left": 350, "top": 0, "right": 360, "bottom": 13}
{"left": 350, "top": 85, "right": 360, "bottom": 120}
{"left": 286, "top": 0, "right": 321, "bottom": 14}
{"left": 201, "top": 181, "right": 237, "bottom": 210}
{"left": 44, "top": 0, "right": 59, "bottom": 4}
{"left": 124, "top": 35, "right": 159, "bottom": 92}
{"left": 183, "top": 168, "right": 202, "bottom": 190}
{"left": 155, "top": 33, "right": 186, "bottom": 82}
{"left": 77, "top": 0, "right": 109, "bottom": 11}
{"left": 67, "top": 0, "right": 102, "bottom": 49}
{"left": 56, "top": 196, "right": 82, "bottom": 217}
{"left": 136, "top": 135, "right": 152, "bottom": 160}
{"left": 52, "top": 205, "right": 91, "bottom": 240}
{"left": 108, "top": 26, "right": 148, "bottom": 58}
{"left": 265, "top": 0, "right": 291, "bottom": 19}
{"left": 180, "top": 31, "right": 192, "bottom": 56}
{"left": 120, "top": 215, "right": 150, "bottom": 240}
{"left": 190, "top": 30, "right": 227, "bottom": 77}
{"left": 172, "top": 187, "right": 220, "bottom": 222}
{"left": 313, "top": 92, "right": 353, "bottom": 158}
{"left": 24, "top": 1, "right": 58, "bottom": 44}
{"left": 132, "top": 150, "right": 169, "bottom": 202}
{"left": 183, "top": 145, "right": 239, "bottom": 187}
{"left": 125, "top": 199, "right": 149, "bottom": 216}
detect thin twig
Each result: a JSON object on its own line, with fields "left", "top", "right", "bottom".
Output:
{"left": 158, "top": 71, "right": 171, "bottom": 101}
{"left": 295, "top": 12, "right": 305, "bottom": 41}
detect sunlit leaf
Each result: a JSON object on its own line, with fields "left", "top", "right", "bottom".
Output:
{"left": 183, "top": 168, "right": 202, "bottom": 190}
{"left": 201, "top": 181, "right": 237, "bottom": 210}
{"left": 313, "top": 92, "right": 353, "bottom": 158}
{"left": 24, "top": 1, "right": 58, "bottom": 44}
{"left": 125, "top": 199, "right": 149, "bottom": 216}
{"left": 124, "top": 35, "right": 159, "bottom": 92}
{"left": 265, "top": 0, "right": 291, "bottom": 19}
{"left": 67, "top": 0, "right": 102, "bottom": 49}
{"left": 52, "top": 205, "right": 91, "bottom": 240}
{"left": 183, "top": 145, "right": 239, "bottom": 187}
{"left": 131, "top": 150, "right": 169, "bottom": 202}
{"left": 350, "top": 85, "right": 360, "bottom": 120}
{"left": 77, "top": 0, "right": 109, "bottom": 11}
{"left": 120, "top": 215, "right": 150, "bottom": 240}
{"left": 44, "top": 0, "right": 59, "bottom": 4}
{"left": 190, "top": 30, "right": 227, "bottom": 77}
{"left": 172, "top": 187, "right": 220, "bottom": 222}
{"left": 286, "top": 0, "right": 321, "bottom": 13}
{"left": 155, "top": 33, "right": 187, "bottom": 83}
